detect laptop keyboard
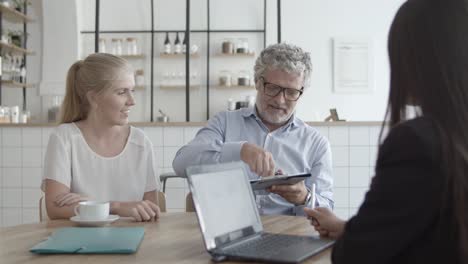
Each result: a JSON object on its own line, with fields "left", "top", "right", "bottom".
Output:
{"left": 223, "top": 233, "right": 306, "bottom": 257}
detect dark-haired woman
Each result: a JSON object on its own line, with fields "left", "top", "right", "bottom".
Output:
{"left": 305, "top": 0, "right": 468, "bottom": 263}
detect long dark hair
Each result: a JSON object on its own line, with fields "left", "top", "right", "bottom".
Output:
{"left": 384, "top": 0, "right": 468, "bottom": 259}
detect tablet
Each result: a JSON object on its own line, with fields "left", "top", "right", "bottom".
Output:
{"left": 249, "top": 173, "right": 311, "bottom": 191}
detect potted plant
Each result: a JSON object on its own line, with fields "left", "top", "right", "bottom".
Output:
{"left": 11, "top": 0, "right": 29, "bottom": 13}
{"left": 8, "top": 30, "right": 26, "bottom": 47}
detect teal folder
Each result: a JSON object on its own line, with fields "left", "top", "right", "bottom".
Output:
{"left": 30, "top": 227, "right": 145, "bottom": 254}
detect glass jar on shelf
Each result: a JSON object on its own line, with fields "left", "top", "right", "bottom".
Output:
{"left": 0, "top": 107, "right": 9, "bottom": 123}
{"left": 237, "top": 70, "right": 251, "bottom": 86}
{"left": 126, "top": 37, "right": 138, "bottom": 55}
{"left": 221, "top": 38, "right": 234, "bottom": 54}
{"left": 48, "top": 96, "right": 61, "bottom": 123}
{"left": 191, "top": 72, "right": 199, "bottom": 86}
{"left": 135, "top": 69, "right": 144, "bottom": 87}
{"left": 111, "top": 38, "right": 123, "bottom": 55}
{"left": 236, "top": 38, "right": 249, "bottom": 54}
{"left": 219, "top": 70, "right": 232, "bottom": 87}
{"left": 20, "top": 109, "right": 30, "bottom": 123}
{"left": 98, "top": 38, "right": 107, "bottom": 53}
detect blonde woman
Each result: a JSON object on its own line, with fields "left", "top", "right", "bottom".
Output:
{"left": 42, "top": 53, "right": 161, "bottom": 222}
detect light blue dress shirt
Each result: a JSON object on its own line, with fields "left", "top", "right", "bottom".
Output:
{"left": 173, "top": 107, "right": 334, "bottom": 216}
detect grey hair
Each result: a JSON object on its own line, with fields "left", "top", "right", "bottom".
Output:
{"left": 254, "top": 43, "right": 312, "bottom": 89}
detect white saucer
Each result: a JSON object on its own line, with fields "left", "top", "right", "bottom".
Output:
{"left": 70, "top": 215, "right": 119, "bottom": 227}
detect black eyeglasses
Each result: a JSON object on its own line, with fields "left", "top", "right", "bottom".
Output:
{"left": 260, "top": 77, "right": 304, "bottom": 101}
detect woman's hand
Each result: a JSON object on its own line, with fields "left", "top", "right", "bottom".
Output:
{"left": 304, "top": 207, "right": 346, "bottom": 239}
{"left": 112, "top": 200, "right": 161, "bottom": 222}
{"left": 54, "top": 192, "right": 88, "bottom": 207}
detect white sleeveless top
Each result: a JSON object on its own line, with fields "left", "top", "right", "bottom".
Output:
{"left": 42, "top": 123, "right": 160, "bottom": 202}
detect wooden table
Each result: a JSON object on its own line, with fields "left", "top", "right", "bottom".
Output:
{"left": 0, "top": 213, "right": 331, "bottom": 263}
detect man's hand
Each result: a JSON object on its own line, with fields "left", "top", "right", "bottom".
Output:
{"left": 268, "top": 180, "right": 308, "bottom": 205}
{"left": 304, "top": 207, "right": 346, "bottom": 239}
{"left": 240, "top": 142, "right": 275, "bottom": 177}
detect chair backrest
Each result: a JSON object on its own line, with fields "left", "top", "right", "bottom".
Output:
{"left": 39, "top": 196, "right": 49, "bottom": 222}
{"left": 186, "top": 192, "right": 195, "bottom": 212}
{"left": 158, "top": 191, "right": 167, "bottom": 213}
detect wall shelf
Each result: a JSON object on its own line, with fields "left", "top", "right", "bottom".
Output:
{"left": 0, "top": 42, "right": 34, "bottom": 55}
{"left": 159, "top": 53, "right": 199, "bottom": 58}
{"left": 1, "top": 80, "right": 34, "bottom": 88}
{"left": 0, "top": 1, "right": 32, "bottom": 108}
{"left": 0, "top": 5, "right": 34, "bottom": 23}
{"left": 160, "top": 85, "right": 200, "bottom": 90}
{"left": 215, "top": 53, "right": 255, "bottom": 57}
{"left": 88, "top": 0, "right": 276, "bottom": 122}
{"left": 120, "top": 54, "right": 145, "bottom": 59}
{"left": 215, "top": 85, "right": 255, "bottom": 89}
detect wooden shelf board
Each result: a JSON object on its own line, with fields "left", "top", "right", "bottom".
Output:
{"left": 215, "top": 53, "right": 255, "bottom": 57}
{"left": 0, "top": 5, "right": 34, "bottom": 23}
{"left": 1, "top": 80, "right": 34, "bottom": 88}
{"left": 120, "top": 54, "right": 145, "bottom": 59}
{"left": 215, "top": 85, "right": 255, "bottom": 89}
{"left": 159, "top": 53, "right": 200, "bottom": 58}
{"left": 160, "top": 85, "right": 200, "bottom": 90}
{"left": 0, "top": 42, "right": 35, "bottom": 55}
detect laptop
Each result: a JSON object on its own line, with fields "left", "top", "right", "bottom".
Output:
{"left": 186, "top": 162, "right": 334, "bottom": 264}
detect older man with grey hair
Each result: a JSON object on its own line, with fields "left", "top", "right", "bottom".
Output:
{"left": 173, "top": 43, "right": 333, "bottom": 215}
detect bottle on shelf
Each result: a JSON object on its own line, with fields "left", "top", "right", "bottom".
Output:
{"left": 98, "top": 38, "right": 107, "bottom": 53}
{"left": 14, "top": 57, "right": 20, "bottom": 82}
{"left": 20, "top": 109, "right": 30, "bottom": 123}
{"left": 111, "top": 38, "right": 123, "bottom": 55}
{"left": 19, "top": 58, "right": 26, "bottom": 83}
{"left": 126, "top": 37, "right": 138, "bottom": 55}
{"left": 135, "top": 69, "right": 144, "bottom": 87}
{"left": 2, "top": 54, "right": 9, "bottom": 81}
{"left": 164, "top": 32, "right": 171, "bottom": 54}
{"left": 219, "top": 70, "right": 232, "bottom": 87}
{"left": 174, "top": 32, "right": 182, "bottom": 54}
{"left": 182, "top": 33, "right": 187, "bottom": 54}
{"left": 237, "top": 70, "right": 251, "bottom": 86}
{"left": 0, "top": 54, "right": 2, "bottom": 79}
{"left": 236, "top": 38, "right": 249, "bottom": 54}
{"left": 227, "top": 98, "right": 236, "bottom": 111}
{"left": 10, "top": 105, "right": 19, "bottom": 123}
{"left": 222, "top": 38, "right": 234, "bottom": 54}
{"left": 48, "top": 96, "right": 61, "bottom": 123}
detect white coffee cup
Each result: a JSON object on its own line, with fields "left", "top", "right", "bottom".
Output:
{"left": 74, "top": 201, "right": 110, "bottom": 221}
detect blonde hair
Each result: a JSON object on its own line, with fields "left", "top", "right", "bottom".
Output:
{"left": 59, "top": 53, "right": 133, "bottom": 124}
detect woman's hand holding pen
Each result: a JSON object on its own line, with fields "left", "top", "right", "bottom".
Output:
{"left": 304, "top": 207, "right": 346, "bottom": 239}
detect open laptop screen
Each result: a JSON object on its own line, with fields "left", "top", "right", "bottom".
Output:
{"left": 189, "top": 166, "right": 262, "bottom": 249}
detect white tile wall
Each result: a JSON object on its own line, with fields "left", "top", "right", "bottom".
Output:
{"left": 329, "top": 127, "right": 349, "bottom": 146}
{"left": 0, "top": 124, "right": 380, "bottom": 227}
{"left": 3, "top": 147, "right": 21, "bottom": 167}
{"left": 3, "top": 168, "right": 21, "bottom": 187}
{"left": 331, "top": 146, "right": 349, "bottom": 167}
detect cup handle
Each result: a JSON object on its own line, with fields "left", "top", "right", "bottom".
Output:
{"left": 74, "top": 205, "right": 80, "bottom": 216}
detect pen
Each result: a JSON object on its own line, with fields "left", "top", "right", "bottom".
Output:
{"left": 309, "top": 183, "right": 319, "bottom": 226}
{"left": 310, "top": 183, "right": 316, "bottom": 209}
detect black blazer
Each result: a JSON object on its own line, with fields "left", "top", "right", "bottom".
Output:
{"left": 332, "top": 117, "right": 458, "bottom": 263}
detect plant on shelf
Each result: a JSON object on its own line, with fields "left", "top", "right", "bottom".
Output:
{"left": 11, "top": 0, "right": 30, "bottom": 13}
{"left": 8, "top": 29, "right": 27, "bottom": 47}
